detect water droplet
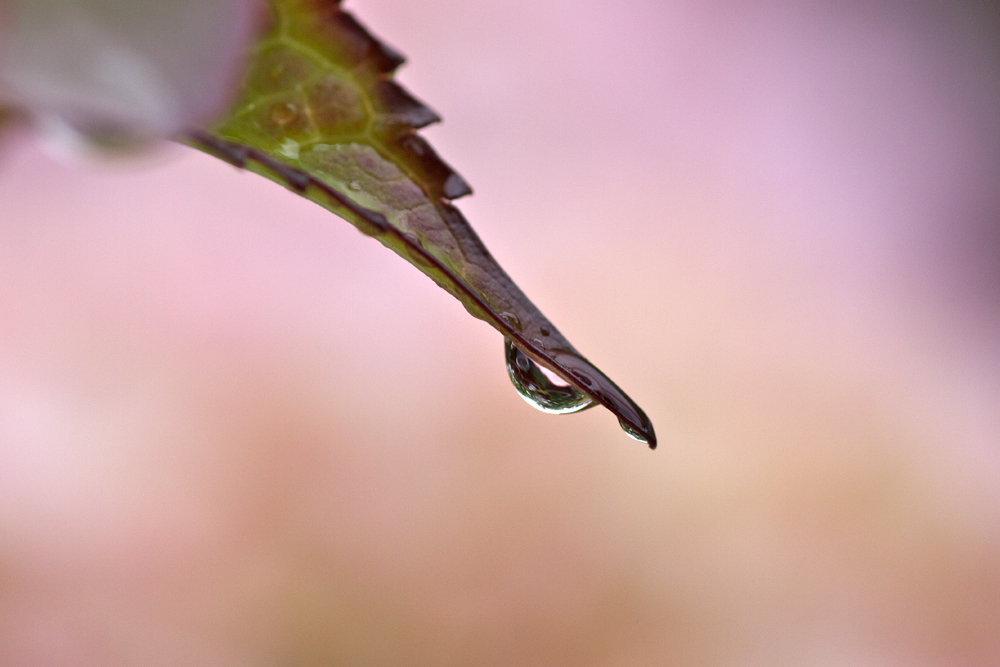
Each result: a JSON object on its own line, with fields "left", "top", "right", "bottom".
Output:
{"left": 500, "top": 312, "right": 521, "bottom": 331}
{"left": 505, "top": 338, "right": 594, "bottom": 415}
{"left": 348, "top": 181, "right": 362, "bottom": 191}
{"left": 618, "top": 418, "right": 651, "bottom": 445}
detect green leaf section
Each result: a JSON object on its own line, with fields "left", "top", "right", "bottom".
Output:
{"left": 189, "top": 0, "right": 655, "bottom": 447}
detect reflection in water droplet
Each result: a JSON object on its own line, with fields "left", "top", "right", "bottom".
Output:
{"left": 505, "top": 338, "right": 594, "bottom": 414}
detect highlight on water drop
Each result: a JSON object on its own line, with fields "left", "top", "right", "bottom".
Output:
{"left": 504, "top": 338, "right": 594, "bottom": 415}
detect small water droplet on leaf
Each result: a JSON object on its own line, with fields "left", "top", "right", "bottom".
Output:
{"left": 618, "top": 417, "right": 652, "bottom": 445}
{"left": 505, "top": 338, "right": 593, "bottom": 415}
{"left": 500, "top": 312, "right": 521, "bottom": 331}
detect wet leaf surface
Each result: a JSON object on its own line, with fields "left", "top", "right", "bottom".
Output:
{"left": 188, "top": 0, "right": 655, "bottom": 447}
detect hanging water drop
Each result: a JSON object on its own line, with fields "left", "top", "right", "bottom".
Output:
{"left": 505, "top": 338, "right": 594, "bottom": 414}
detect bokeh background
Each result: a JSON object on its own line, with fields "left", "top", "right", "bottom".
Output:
{"left": 1, "top": 0, "right": 999, "bottom": 664}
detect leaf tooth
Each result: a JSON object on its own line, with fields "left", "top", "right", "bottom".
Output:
{"left": 292, "top": 2, "right": 405, "bottom": 73}
{"left": 372, "top": 80, "right": 441, "bottom": 129}
{"left": 370, "top": 41, "right": 407, "bottom": 74}
{"left": 442, "top": 173, "right": 472, "bottom": 200}
{"left": 392, "top": 132, "right": 473, "bottom": 200}
{"left": 330, "top": 8, "right": 406, "bottom": 72}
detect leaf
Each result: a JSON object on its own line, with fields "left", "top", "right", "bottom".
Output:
{"left": 187, "top": 0, "right": 656, "bottom": 448}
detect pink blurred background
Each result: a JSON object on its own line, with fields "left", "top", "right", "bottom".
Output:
{"left": 1, "top": 0, "right": 999, "bottom": 664}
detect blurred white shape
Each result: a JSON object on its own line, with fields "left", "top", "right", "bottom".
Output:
{"left": 0, "top": 0, "right": 257, "bottom": 145}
